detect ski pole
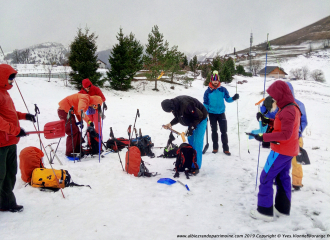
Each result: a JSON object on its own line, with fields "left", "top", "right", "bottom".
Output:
{"left": 46, "top": 143, "right": 63, "bottom": 165}
{"left": 98, "top": 104, "right": 101, "bottom": 163}
{"left": 110, "top": 127, "right": 124, "bottom": 171}
{"left": 131, "top": 109, "right": 140, "bottom": 139}
{"left": 233, "top": 56, "right": 241, "bottom": 159}
{"left": 69, "top": 109, "right": 76, "bottom": 163}
{"left": 126, "top": 125, "right": 132, "bottom": 174}
{"left": 34, "top": 104, "right": 41, "bottom": 150}
{"left": 202, "top": 118, "right": 209, "bottom": 154}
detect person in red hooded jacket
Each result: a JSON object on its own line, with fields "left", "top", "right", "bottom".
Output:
{"left": 79, "top": 79, "right": 106, "bottom": 138}
{"left": 0, "top": 64, "right": 36, "bottom": 213}
{"left": 249, "top": 80, "right": 301, "bottom": 222}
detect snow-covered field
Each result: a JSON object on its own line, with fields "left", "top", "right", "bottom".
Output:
{"left": 0, "top": 55, "right": 329, "bottom": 240}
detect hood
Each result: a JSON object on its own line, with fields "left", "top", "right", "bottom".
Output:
{"left": 161, "top": 99, "right": 175, "bottom": 112}
{"left": 89, "top": 95, "right": 103, "bottom": 106}
{"left": 82, "top": 78, "right": 92, "bottom": 88}
{"left": 266, "top": 80, "right": 295, "bottom": 109}
{"left": 0, "top": 64, "right": 17, "bottom": 90}
{"left": 286, "top": 82, "right": 295, "bottom": 98}
{"left": 208, "top": 81, "right": 221, "bottom": 90}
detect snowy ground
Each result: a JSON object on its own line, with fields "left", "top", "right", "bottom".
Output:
{"left": 0, "top": 59, "right": 329, "bottom": 240}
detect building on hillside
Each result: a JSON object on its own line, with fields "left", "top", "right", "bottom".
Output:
{"left": 258, "top": 66, "right": 288, "bottom": 78}
{"left": 97, "top": 59, "right": 106, "bottom": 69}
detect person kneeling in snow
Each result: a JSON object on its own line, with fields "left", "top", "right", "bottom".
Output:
{"left": 250, "top": 80, "right": 301, "bottom": 222}
{"left": 57, "top": 93, "right": 103, "bottom": 158}
{"left": 161, "top": 95, "right": 208, "bottom": 169}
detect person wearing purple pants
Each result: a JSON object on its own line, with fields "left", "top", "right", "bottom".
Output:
{"left": 249, "top": 80, "right": 301, "bottom": 221}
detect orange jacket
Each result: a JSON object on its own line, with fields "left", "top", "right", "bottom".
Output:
{"left": 0, "top": 64, "right": 27, "bottom": 147}
{"left": 58, "top": 93, "right": 102, "bottom": 123}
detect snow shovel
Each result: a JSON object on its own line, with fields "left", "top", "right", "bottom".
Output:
{"left": 27, "top": 120, "right": 65, "bottom": 139}
{"left": 162, "top": 125, "right": 186, "bottom": 143}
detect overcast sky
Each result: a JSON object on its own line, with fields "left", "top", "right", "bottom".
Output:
{"left": 1, "top": 0, "right": 329, "bottom": 55}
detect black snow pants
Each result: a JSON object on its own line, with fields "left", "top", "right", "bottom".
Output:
{"left": 209, "top": 113, "right": 229, "bottom": 152}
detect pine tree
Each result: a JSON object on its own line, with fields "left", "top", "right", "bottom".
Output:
{"left": 107, "top": 28, "right": 143, "bottom": 91}
{"left": 144, "top": 25, "right": 169, "bottom": 91}
{"left": 164, "top": 45, "right": 184, "bottom": 82}
{"left": 189, "top": 55, "right": 198, "bottom": 79}
{"left": 236, "top": 65, "right": 246, "bottom": 75}
{"left": 183, "top": 55, "right": 188, "bottom": 68}
{"left": 68, "top": 28, "right": 103, "bottom": 89}
{"left": 204, "top": 71, "right": 211, "bottom": 86}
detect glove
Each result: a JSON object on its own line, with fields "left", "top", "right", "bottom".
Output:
{"left": 103, "top": 102, "right": 107, "bottom": 111}
{"left": 185, "top": 127, "right": 194, "bottom": 137}
{"left": 254, "top": 133, "right": 264, "bottom": 142}
{"left": 88, "top": 121, "right": 94, "bottom": 127}
{"left": 256, "top": 112, "right": 270, "bottom": 126}
{"left": 16, "top": 128, "right": 28, "bottom": 137}
{"left": 232, "top": 93, "right": 239, "bottom": 101}
{"left": 26, "top": 113, "right": 36, "bottom": 122}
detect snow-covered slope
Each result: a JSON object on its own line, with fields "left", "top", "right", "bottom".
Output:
{"left": 0, "top": 54, "right": 329, "bottom": 239}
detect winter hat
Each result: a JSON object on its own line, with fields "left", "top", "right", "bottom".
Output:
{"left": 89, "top": 96, "right": 103, "bottom": 106}
{"left": 263, "top": 96, "right": 274, "bottom": 112}
{"left": 161, "top": 99, "right": 175, "bottom": 112}
{"left": 211, "top": 70, "right": 220, "bottom": 81}
{"left": 82, "top": 78, "right": 92, "bottom": 88}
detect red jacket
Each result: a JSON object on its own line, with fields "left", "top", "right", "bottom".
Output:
{"left": 79, "top": 78, "right": 106, "bottom": 102}
{"left": 0, "top": 64, "right": 27, "bottom": 147}
{"left": 263, "top": 80, "right": 300, "bottom": 156}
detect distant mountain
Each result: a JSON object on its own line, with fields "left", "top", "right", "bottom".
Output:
{"left": 4, "top": 42, "right": 68, "bottom": 65}
{"left": 185, "top": 44, "right": 239, "bottom": 62}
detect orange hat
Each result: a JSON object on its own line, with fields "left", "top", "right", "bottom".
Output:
{"left": 89, "top": 95, "right": 103, "bottom": 106}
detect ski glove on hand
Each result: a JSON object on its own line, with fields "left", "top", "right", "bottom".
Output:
{"left": 232, "top": 93, "right": 239, "bottom": 101}
{"left": 254, "top": 133, "right": 264, "bottom": 142}
{"left": 256, "top": 112, "right": 270, "bottom": 126}
{"left": 25, "top": 113, "right": 36, "bottom": 122}
{"left": 88, "top": 121, "right": 94, "bottom": 127}
{"left": 16, "top": 128, "right": 28, "bottom": 137}
{"left": 103, "top": 102, "right": 107, "bottom": 111}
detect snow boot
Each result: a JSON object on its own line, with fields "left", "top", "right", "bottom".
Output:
{"left": 274, "top": 207, "right": 289, "bottom": 217}
{"left": 223, "top": 151, "right": 231, "bottom": 156}
{"left": 212, "top": 149, "right": 218, "bottom": 154}
{"left": 249, "top": 209, "right": 273, "bottom": 222}
{"left": 0, "top": 204, "right": 24, "bottom": 213}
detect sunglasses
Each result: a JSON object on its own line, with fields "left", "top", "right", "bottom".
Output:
{"left": 8, "top": 74, "right": 16, "bottom": 80}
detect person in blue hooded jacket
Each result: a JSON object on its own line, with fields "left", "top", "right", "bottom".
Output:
{"left": 203, "top": 70, "right": 239, "bottom": 156}
{"left": 257, "top": 82, "right": 308, "bottom": 190}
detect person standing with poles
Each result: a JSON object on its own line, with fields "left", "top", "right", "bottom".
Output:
{"left": 0, "top": 64, "right": 36, "bottom": 212}
{"left": 203, "top": 70, "right": 239, "bottom": 156}
{"left": 79, "top": 78, "right": 107, "bottom": 143}
{"left": 249, "top": 80, "right": 301, "bottom": 221}
{"left": 161, "top": 95, "right": 208, "bottom": 170}
{"left": 57, "top": 93, "right": 103, "bottom": 158}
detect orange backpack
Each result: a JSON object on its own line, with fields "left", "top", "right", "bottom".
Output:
{"left": 125, "top": 146, "right": 156, "bottom": 177}
{"left": 19, "top": 147, "right": 44, "bottom": 183}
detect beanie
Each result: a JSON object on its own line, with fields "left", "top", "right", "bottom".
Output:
{"left": 161, "top": 99, "right": 175, "bottom": 112}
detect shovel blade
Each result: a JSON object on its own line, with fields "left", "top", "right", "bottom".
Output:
{"left": 44, "top": 120, "right": 65, "bottom": 139}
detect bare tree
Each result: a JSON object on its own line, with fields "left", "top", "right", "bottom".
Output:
{"left": 20, "top": 49, "right": 31, "bottom": 63}
{"left": 301, "top": 66, "right": 309, "bottom": 80}
{"left": 290, "top": 68, "right": 303, "bottom": 79}
{"left": 12, "top": 49, "right": 23, "bottom": 64}
{"left": 251, "top": 60, "right": 262, "bottom": 76}
{"left": 310, "top": 69, "right": 325, "bottom": 83}
{"left": 43, "top": 53, "right": 58, "bottom": 82}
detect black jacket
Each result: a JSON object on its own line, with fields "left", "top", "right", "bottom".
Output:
{"left": 169, "top": 95, "right": 207, "bottom": 129}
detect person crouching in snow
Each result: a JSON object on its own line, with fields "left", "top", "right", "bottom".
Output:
{"left": 161, "top": 95, "right": 208, "bottom": 170}
{"left": 250, "top": 80, "right": 301, "bottom": 222}
{"left": 79, "top": 78, "right": 106, "bottom": 139}
{"left": 58, "top": 93, "right": 103, "bottom": 158}
{"left": 203, "top": 70, "right": 239, "bottom": 156}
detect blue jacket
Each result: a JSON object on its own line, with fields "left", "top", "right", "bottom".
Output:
{"left": 203, "top": 86, "right": 234, "bottom": 114}
{"left": 260, "top": 82, "right": 307, "bottom": 137}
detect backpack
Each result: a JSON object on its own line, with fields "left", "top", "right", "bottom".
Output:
{"left": 174, "top": 143, "right": 199, "bottom": 179}
{"left": 158, "top": 144, "right": 179, "bottom": 158}
{"left": 106, "top": 137, "right": 130, "bottom": 151}
{"left": 19, "top": 146, "right": 45, "bottom": 183}
{"left": 85, "top": 127, "right": 101, "bottom": 155}
{"left": 125, "top": 146, "right": 156, "bottom": 177}
{"left": 131, "top": 135, "right": 155, "bottom": 157}
{"left": 31, "top": 168, "right": 90, "bottom": 190}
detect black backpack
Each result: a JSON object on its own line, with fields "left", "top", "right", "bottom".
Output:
{"left": 106, "top": 137, "right": 130, "bottom": 152}
{"left": 85, "top": 127, "right": 101, "bottom": 155}
{"left": 174, "top": 143, "right": 199, "bottom": 179}
{"left": 131, "top": 135, "right": 155, "bottom": 158}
